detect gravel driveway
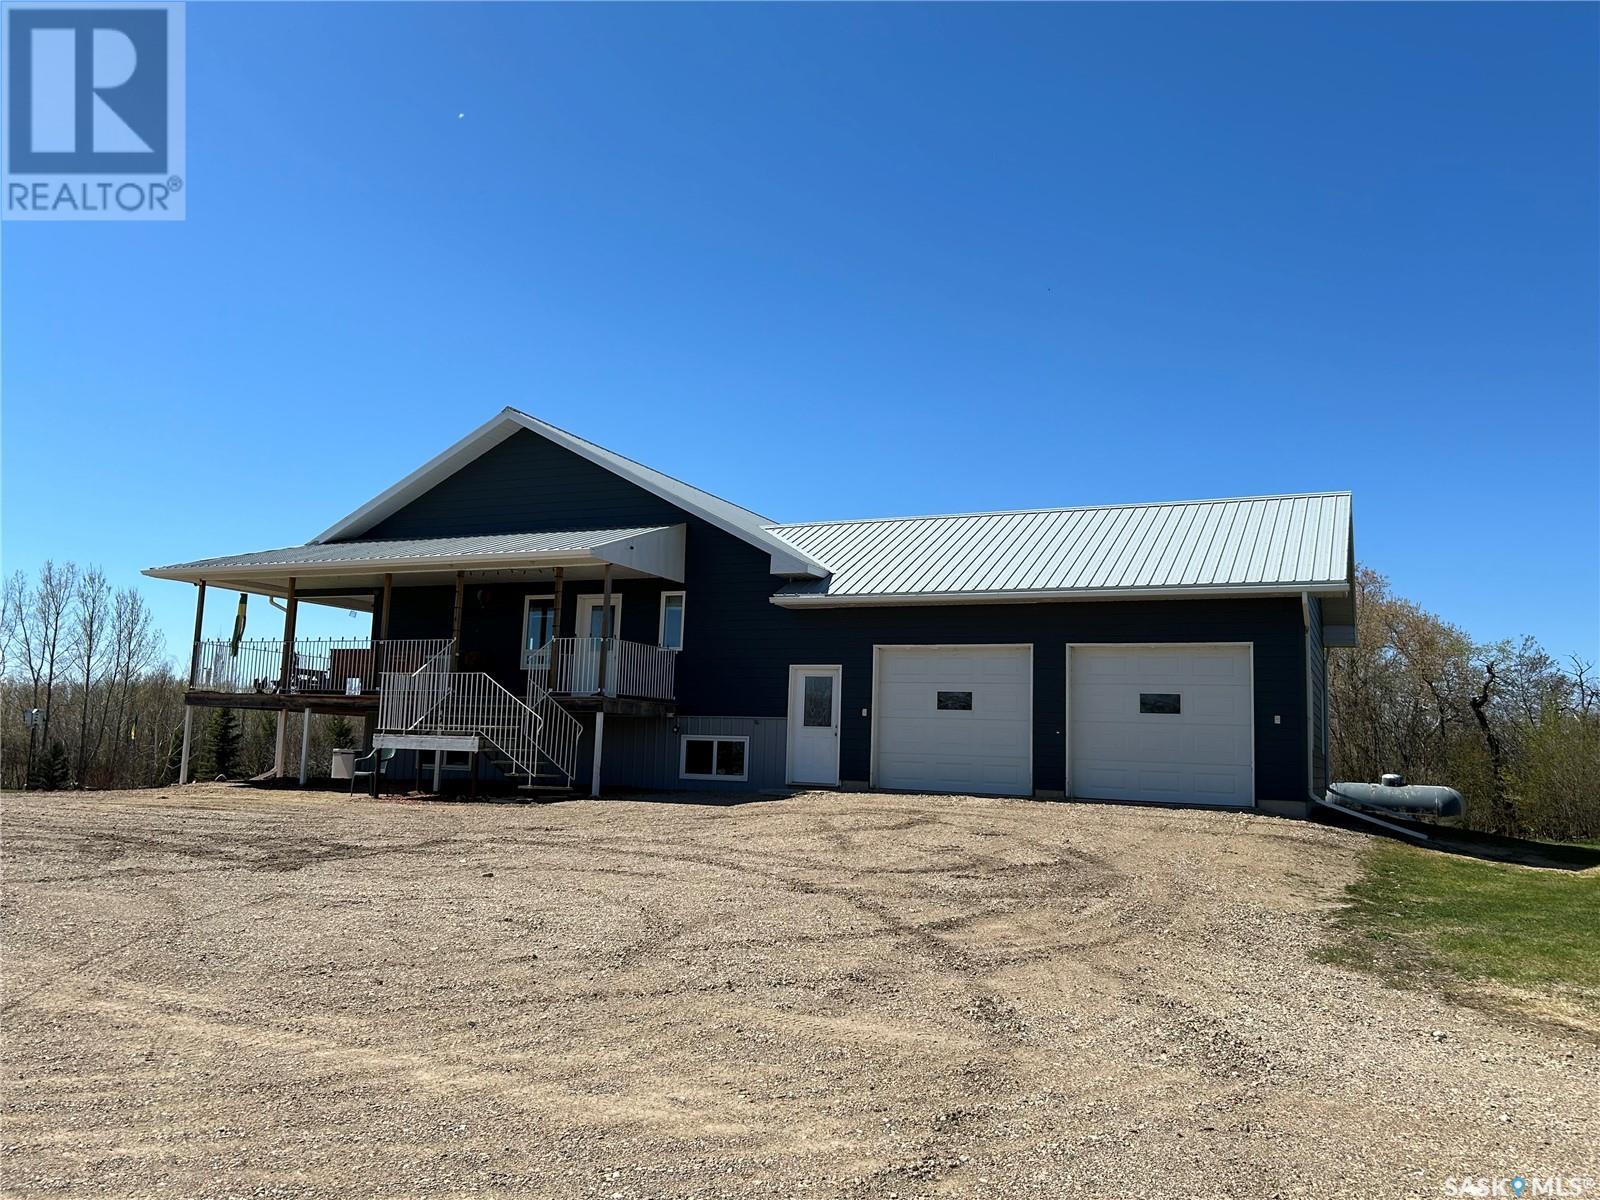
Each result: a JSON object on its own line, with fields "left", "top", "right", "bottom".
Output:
{"left": 2, "top": 785, "right": 1595, "bottom": 1198}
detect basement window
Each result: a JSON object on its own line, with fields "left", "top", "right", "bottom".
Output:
{"left": 679, "top": 735, "right": 748, "bottom": 782}
{"left": 1139, "top": 693, "right": 1182, "bottom": 715}
{"left": 937, "top": 691, "right": 974, "bottom": 711}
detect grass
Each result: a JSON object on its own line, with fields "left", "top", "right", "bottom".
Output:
{"left": 1324, "top": 842, "right": 1600, "bottom": 1016}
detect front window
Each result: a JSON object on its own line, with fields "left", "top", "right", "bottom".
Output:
{"left": 659, "top": 592, "right": 685, "bottom": 650}
{"left": 680, "top": 735, "right": 748, "bottom": 781}
{"left": 522, "top": 595, "right": 555, "bottom": 667}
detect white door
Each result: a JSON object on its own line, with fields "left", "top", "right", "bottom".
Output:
{"left": 874, "top": 646, "right": 1032, "bottom": 797}
{"left": 787, "top": 666, "right": 840, "bottom": 786}
{"left": 572, "top": 596, "right": 622, "bottom": 694}
{"left": 1069, "top": 644, "right": 1253, "bottom": 808}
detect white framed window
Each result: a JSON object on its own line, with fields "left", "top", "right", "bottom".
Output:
{"left": 521, "top": 594, "right": 556, "bottom": 668}
{"left": 679, "top": 734, "right": 748, "bottom": 781}
{"left": 658, "top": 591, "right": 686, "bottom": 650}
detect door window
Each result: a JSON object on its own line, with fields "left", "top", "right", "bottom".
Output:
{"left": 803, "top": 674, "right": 834, "bottom": 727}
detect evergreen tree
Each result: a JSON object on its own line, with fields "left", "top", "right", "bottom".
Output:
{"left": 30, "top": 739, "right": 71, "bottom": 790}
{"left": 326, "top": 715, "right": 356, "bottom": 748}
{"left": 203, "top": 707, "right": 241, "bottom": 779}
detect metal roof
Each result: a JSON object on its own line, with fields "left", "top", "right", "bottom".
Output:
{"left": 312, "top": 408, "right": 829, "bottom": 578}
{"left": 767, "top": 492, "right": 1352, "bottom": 605}
{"left": 146, "top": 526, "right": 680, "bottom": 577}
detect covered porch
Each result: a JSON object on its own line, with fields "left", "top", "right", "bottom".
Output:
{"left": 145, "top": 525, "right": 687, "bottom": 788}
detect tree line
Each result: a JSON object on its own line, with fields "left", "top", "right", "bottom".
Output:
{"left": 1, "top": 559, "right": 1595, "bottom": 840}
{"left": 1329, "top": 568, "right": 1597, "bottom": 841}
{"left": 0, "top": 562, "right": 356, "bottom": 790}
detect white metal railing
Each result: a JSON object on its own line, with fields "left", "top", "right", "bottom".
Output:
{"left": 190, "top": 637, "right": 452, "bottom": 696}
{"left": 525, "top": 676, "right": 582, "bottom": 785}
{"left": 525, "top": 637, "right": 677, "bottom": 700}
{"left": 378, "top": 669, "right": 544, "bottom": 782}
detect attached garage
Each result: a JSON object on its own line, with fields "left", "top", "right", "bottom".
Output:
{"left": 1068, "top": 644, "right": 1254, "bottom": 808}
{"left": 873, "top": 645, "right": 1033, "bottom": 796}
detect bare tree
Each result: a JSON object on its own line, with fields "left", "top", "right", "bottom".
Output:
{"left": 72, "top": 568, "right": 112, "bottom": 785}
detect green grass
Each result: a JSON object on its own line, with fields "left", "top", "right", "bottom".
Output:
{"left": 1324, "top": 842, "right": 1600, "bottom": 1014}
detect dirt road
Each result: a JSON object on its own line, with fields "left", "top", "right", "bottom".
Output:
{"left": 2, "top": 785, "right": 1595, "bottom": 1198}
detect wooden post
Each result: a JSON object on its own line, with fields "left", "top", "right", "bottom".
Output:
{"left": 552, "top": 567, "right": 565, "bottom": 637}
{"left": 279, "top": 578, "right": 299, "bottom": 693}
{"left": 451, "top": 571, "right": 465, "bottom": 670}
{"left": 299, "top": 710, "right": 311, "bottom": 786}
{"left": 597, "top": 565, "right": 613, "bottom": 696}
{"left": 375, "top": 572, "right": 393, "bottom": 685}
{"left": 178, "top": 705, "right": 193, "bottom": 784}
{"left": 590, "top": 712, "right": 605, "bottom": 797}
{"left": 188, "top": 581, "right": 207, "bottom": 687}
{"left": 273, "top": 709, "right": 288, "bottom": 778}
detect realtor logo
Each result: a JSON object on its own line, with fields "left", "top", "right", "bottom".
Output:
{"left": 3, "top": 2, "right": 185, "bottom": 219}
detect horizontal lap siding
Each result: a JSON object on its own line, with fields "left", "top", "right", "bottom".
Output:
{"left": 355, "top": 428, "right": 1312, "bottom": 804}
{"left": 603, "top": 715, "right": 789, "bottom": 792}
{"left": 1309, "top": 597, "right": 1328, "bottom": 795}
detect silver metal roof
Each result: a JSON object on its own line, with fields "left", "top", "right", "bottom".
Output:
{"left": 146, "top": 526, "right": 678, "bottom": 576}
{"left": 768, "top": 492, "right": 1352, "bottom": 605}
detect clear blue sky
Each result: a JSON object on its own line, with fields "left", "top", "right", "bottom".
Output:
{"left": 4, "top": 2, "right": 1597, "bottom": 663}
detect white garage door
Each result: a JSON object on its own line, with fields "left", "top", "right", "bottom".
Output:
{"left": 874, "top": 646, "right": 1032, "bottom": 796}
{"left": 1069, "top": 645, "right": 1253, "bottom": 808}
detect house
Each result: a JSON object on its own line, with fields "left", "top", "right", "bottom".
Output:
{"left": 145, "top": 408, "right": 1356, "bottom": 814}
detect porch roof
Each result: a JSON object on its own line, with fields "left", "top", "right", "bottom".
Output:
{"left": 144, "top": 525, "right": 686, "bottom": 599}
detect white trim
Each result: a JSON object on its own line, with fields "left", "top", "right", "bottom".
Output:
{"left": 576, "top": 593, "right": 623, "bottom": 640}
{"left": 868, "top": 644, "right": 1034, "bottom": 797}
{"left": 772, "top": 582, "right": 1349, "bottom": 609}
{"left": 520, "top": 591, "right": 555, "bottom": 669}
{"left": 785, "top": 664, "right": 842, "bottom": 787}
{"left": 1064, "top": 642, "right": 1256, "bottom": 809}
{"left": 310, "top": 408, "right": 828, "bottom": 578}
{"left": 679, "top": 733, "right": 751, "bottom": 783}
{"left": 658, "top": 591, "right": 686, "bottom": 650}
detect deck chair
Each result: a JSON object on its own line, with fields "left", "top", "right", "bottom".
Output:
{"left": 350, "top": 747, "right": 397, "bottom": 794}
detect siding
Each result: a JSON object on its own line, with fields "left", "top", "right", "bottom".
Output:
{"left": 368, "top": 427, "right": 1313, "bottom": 805}
{"left": 1308, "top": 596, "right": 1328, "bottom": 796}
{"left": 603, "top": 715, "right": 789, "bottom": 793}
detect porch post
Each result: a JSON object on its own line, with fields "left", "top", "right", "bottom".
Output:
{"left": 278, "top": 577, "right": 299, "bottom": 693}
{"left": 274, "top": 709, "right": 288, "bottom": 777}
{"left": 451, "top": 571, "right": 465, "bottom": 670}
{"left": 189, "top": 581, "right": 207, "bottom": 687}
{"left": 178, "top": 705, "right": 193, "bottom": 784}
{"left": 597, "top": 564, "right": 613, "bottom": 696}
{"left": 376, "top": 572, "right": 392, "bottom": 685}
{"left": 299, "top": 710, "right": 311, "bottom": 786}
{"left": 551, "top": 567, "right": 564, "bottom": 638}
{"left": 590, "top": 712, "right": 605, "bottom": 797}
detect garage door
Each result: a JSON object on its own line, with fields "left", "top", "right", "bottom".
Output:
{"left": 1069, "top": 645, "right": 1253, "bottom": 808}
{"left": 874, "top": 646, "right": 1032, "bottom": 796}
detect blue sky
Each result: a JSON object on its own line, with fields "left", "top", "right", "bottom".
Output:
{"left": 3, "top": 2, "right": 1597, "bottom": 661}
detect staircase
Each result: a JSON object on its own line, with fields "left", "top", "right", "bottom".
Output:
{"left": 378, "top": 650, "right": 582, "bottom": 791}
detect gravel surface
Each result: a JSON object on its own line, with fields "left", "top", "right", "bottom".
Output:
{"left": 2, "top": 784, "right": 1595, "bottom": 1199}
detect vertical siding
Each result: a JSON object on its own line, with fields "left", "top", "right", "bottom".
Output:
{"left": 366, "top": 427, "right": 1313, "bottom": 805}
{"left": 1308, "top": 596, "right": 1328, "bottom": 795}
{"left": 603, "top": 715, "right": 789, "bottom": 792}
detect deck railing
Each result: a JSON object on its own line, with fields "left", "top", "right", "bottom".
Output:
{"left": 525, "top": 637, "right": 677, "bottom": 701}
{"left": 378, "top": 669, "right": 544, "bottom": 782}
{"left": 189, "top": 637, "right": 453, "bottom": 696}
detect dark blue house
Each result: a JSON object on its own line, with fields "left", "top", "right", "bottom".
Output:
{"left": 148, "top": 408, "right": 1356, "bottom": 815}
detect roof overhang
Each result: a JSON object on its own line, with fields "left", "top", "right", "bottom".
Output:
{"left": 144, "top": 526, "right": 686, "bottom": 600}
{"left": 770, "top": 581, "right": 1353, "bottom": 609}
{"left": 311, "top": 408, "right": 828, "bottom": 579}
